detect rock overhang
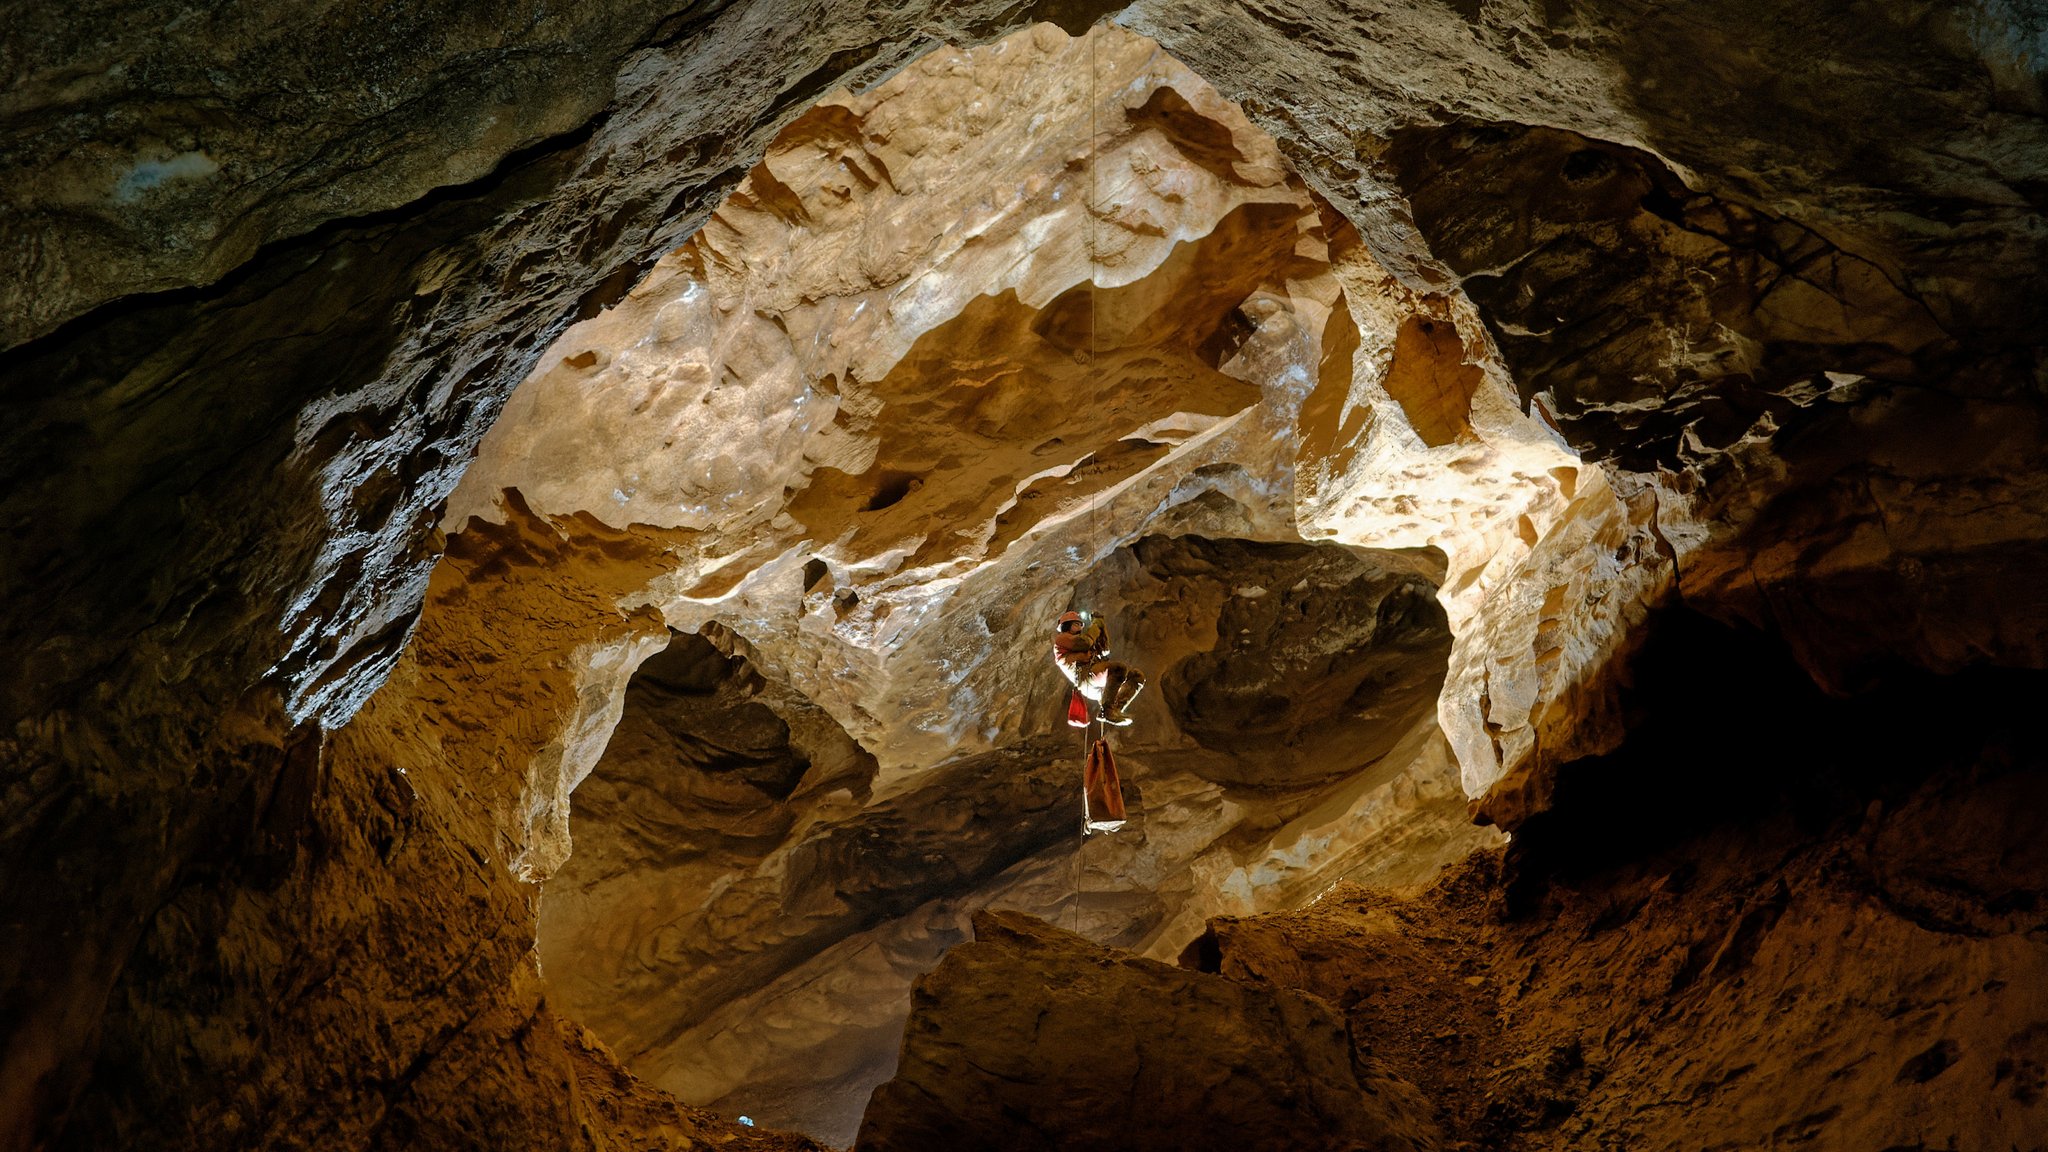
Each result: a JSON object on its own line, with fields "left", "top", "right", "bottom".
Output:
{"left": 416, "top": 24, "right": 1555, "bottom": 1138}
{"left": 4, "top": 3, "right": 2046, "bottom": 1149}
{"left": 438, "top": 24, "right": 1616, "bottom": 813}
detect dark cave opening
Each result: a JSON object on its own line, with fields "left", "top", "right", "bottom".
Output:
{"left": 1505, "top": 608, "right": 2048, "bottom": 911}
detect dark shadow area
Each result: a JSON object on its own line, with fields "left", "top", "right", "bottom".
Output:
{"left": 1127, "top": 534, "right": 1450, "bottom": 786}
{"left": 570, "top": 628, "right": 878, "bottom": 860}
{"left": 625, "top": 632, "right": 823, "bottom": 801}
{"left": 539, "top": 632, "right": 1099, "bottom": 1136}
{"left": 1380, "top": 118, "right": 1975, "bottom": 476}
{"left": 1505, "top": 608, "right": 2048, "bottom": 911}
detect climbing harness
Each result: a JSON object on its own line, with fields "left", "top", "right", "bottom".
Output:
{"left": 1056, "top": 612, "right": 1126, "bottom": 835}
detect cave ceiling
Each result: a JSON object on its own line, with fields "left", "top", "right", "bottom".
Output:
{"left": 1, "top": 1, "right": 2044, "bottom": 1150}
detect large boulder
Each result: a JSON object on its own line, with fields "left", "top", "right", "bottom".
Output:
{"left": 855, "top": 909, "right": 1440, "bottom": 1152}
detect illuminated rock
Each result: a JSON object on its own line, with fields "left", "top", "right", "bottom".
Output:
{"left": 4, "top": 3, "right": 2044, "bottom": 1149}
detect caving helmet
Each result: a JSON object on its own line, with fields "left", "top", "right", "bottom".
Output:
{"left": 1057, "top": 610, "right": 1086, "bottom": 632}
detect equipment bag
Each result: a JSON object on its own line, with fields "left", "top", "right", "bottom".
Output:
{"left": 1066, "top": 688, "right": 1090, "bottom": 728}
{"left": 1083, "top": 738, "right": 1127, "bottom": 832}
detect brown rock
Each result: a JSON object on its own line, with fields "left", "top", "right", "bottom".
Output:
{"left": 4, "top": 2, "right": 2046, "bottom": 1149}
{"left": 1189, "top": 660, "right": 2048, "bottom": 1152}
{"left": 439, "top": 29, "right": 1499, "bottom": 1140}
{"left": 856, "top": 909, "right": 1441, "bottom": 1152}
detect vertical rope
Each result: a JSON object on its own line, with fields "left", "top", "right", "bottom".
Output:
{"left": 1069, "top": 815, "right": 1083, "bottom": 934}
{"left": 1088, "top": 23, "right": 1104, "bottom": 750}
{"left": 1071, "top": 25, "right": 1104, "bottom": 936}
{"left": 1071, "top": 25, "right": 1112, "bottom": 933}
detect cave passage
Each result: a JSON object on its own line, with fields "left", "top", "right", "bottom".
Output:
{"left": 441, "top": 27, "right": 1508, "bottom": 1141}
{"left": 542, "top": 533, "right": 1462, "bottom": 1140}
{"left": 10, "top": 3, "right": 2047, "bottom": 1151}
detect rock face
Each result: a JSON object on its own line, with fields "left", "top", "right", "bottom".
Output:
{"left": 1, "top": 0, "right": 2044, "bottom": 1149}
{"left": 40, "top": 494, "right": 826, "bottom": 1152}
{"left": 540, "top": 532, "right": 1474, "bottom": 1142}
{"left": 870, "top": 645, "right": 2048, "bottom": 1151}
{"left": 5, "top": 0, "right": 690, "bottom": 348}
{"left": 857, "top": 909, "right": 1440, "bottom": 1152}
{"left": 444, "top": 27, "right": 1514, "bottom": 1140}
{"left": 1152, "top": 536, "right": 1448, "bottom": 780}
{"left": 423, "top": 22, "right": 1617, "bottom": 847}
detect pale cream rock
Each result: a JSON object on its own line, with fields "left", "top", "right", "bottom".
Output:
{"left": 416, "top": 21, "right": 1692, "bottom": 1142}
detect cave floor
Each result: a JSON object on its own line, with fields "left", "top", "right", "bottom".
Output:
{"left": 856, "top": 729, "right": 2048, "bottom": 1152}
{"left": 1198, "top": 755, "right": 2048, "bottom": 1151}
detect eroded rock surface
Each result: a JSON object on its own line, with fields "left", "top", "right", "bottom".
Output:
{"left": 49, "top": 499, "right": 823, "bottom": 1152}
{"left": 1196, "top": 802, "right": 2048, "bottom": 1152}
{"left": 3, "top": 1, "right": 2045, "bottom": 1149}
{"left": 857, "top": 909, "right": 1441, "bottom": 1152}
{"left": 879, "top": 637, "right": 2048, "bottom": 1151}
{"left": 541, "top": 531, "right": 1481, "bottom": 1141}
{"left": 380, "top": 27, "right": 1533, "bottom": 1141}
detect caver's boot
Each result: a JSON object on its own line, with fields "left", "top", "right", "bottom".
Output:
{"left": 1101, "top": 672, "right": 1144, "bottom": 726}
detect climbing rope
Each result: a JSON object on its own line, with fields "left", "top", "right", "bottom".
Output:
{"left": 1088, "top": 22, "right": 1104, "bottom": 751}
{"left": 1068, "top": 816, "right": 1083, "bottom": 932}
{"left": 1072, "top": 24, "right": 1105, "bottom": 929}
{"left": 1069, "top": 25, "right": 1136, "bottom": 929}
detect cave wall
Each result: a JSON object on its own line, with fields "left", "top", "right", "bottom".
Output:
{"left": 416, "top": 30, "right": 1546, "bottom": 1137}
{"left": 541, "top": 533, "right": 1481, "bottom": 1140}
{"left": 858, "top": 623, "right": 2048, "bottom": 1151}
{"left": 41, "top": 497, "right": 824, "bottom": 1151}
{"left": 2, "top": 0, "right": 2043, "bottom": 1148}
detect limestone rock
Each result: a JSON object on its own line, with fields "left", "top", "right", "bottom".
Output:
{"left": 5, "top": 0, "right": 670, "bottom": 347}
{"left": 539, "top": 530, "right": 1485, "bottom": 1143}
{"left": 3, "top": 0, "right": 2045, "bottom": 1148}
{"left": 427, "top": 24, "right": 1599, "bottom": 834}
{"left": 409, "top": 30, "right": 1514, "bottom": 1139}
{"left": 855, "top": 909, "right": 1442, "bottom": 1152}
{"left": 1680, "top": 389, "right": 2048, "bottom": 694}
{"left": 555, "top": 1014, "right": 830, "bottom": 1152}
{"left": 1149, "top": 535, "right": 1450, "bottom": 783}
{"left": 1191, "top": 657, "right": 2048, "bottom": 1151}
{"left": 41, "top": 496, "right": 817, "bottom": 1152}
{"left": 847, "top": 639, "right": 2048, "bottom": 1152}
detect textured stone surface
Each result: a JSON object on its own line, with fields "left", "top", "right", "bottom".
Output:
{"left": 1, "top": 0, "right": 2044, "bottom": 1148}
{"left": 856, "top": 908, "right": 1441, "bottom": 1152}
{"left": 418, "top": 36, "right": 1550, "bottom": 1136}
{"left": 1678, "top": 388, "right": 2048, "bottom": 693}
{"left": 1193, "top": 668, "right": 2048, "bottom": 1151}
{"left": 542, "top": 531, "right": 1478, "bottom": 1141}
{"left": 893, "top": 638, "right": 2048, "bottom": 1152}
{"left": 1113, "top": 0, "right": 2048, "bottom": 819}
{"left": 1, "top": 14, "right": 1117, "bottom": 1134}
{"left": 45, "top": 498, "right": 821, "bottom": 1152}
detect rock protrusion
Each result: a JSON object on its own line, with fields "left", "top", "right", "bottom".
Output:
{"left": 855, "top": 909, "right": 1441, "bottom": 1152}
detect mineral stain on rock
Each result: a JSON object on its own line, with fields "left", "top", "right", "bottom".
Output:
{"left": 111, "top": 149, "right": 220, "bottom": 203}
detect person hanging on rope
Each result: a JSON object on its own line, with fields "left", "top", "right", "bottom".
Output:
{"left": 1053, "top": 610, "right": 1147, "bottom": 726}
